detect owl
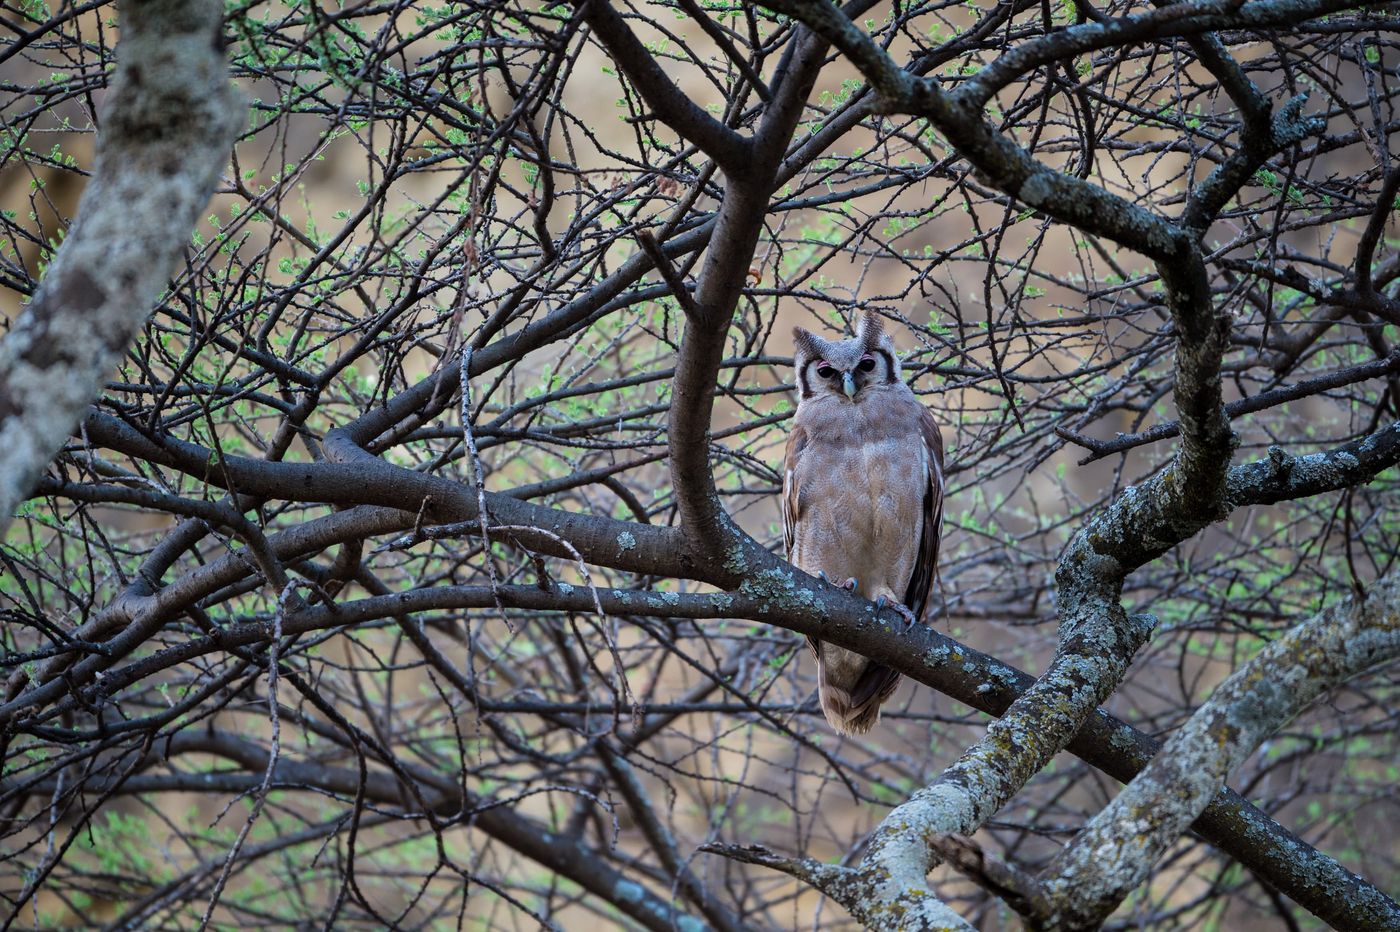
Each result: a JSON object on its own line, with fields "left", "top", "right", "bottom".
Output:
{"left": 783, "top": 312, "right": 944, "bottom": 734}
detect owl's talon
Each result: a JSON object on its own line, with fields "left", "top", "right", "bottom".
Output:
{"left": 873, "top": 597, "right": 919, "bottom": 631}
{"left": 842, "top": 577, "right": 858, "bottom": 592}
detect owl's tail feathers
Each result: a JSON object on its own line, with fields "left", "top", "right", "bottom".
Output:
{"left": 818, "top": 659, "right": 902, "bottom": 735}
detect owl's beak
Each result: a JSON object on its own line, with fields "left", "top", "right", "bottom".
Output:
{"left": 841, "top": 371, "right": 856, "bottom": 399}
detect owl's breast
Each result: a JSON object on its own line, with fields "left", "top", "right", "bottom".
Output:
{"left": 789, "top": 396, "right": 928, "bottom": 597}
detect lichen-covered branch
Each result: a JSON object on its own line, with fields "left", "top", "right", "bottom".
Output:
{"left": 0, "top": 0, "right": 243, "bottom": 534}
{"left": 1039, "top": 573, "right": 1400, "bottom": 929}
{"left": 5, "top": 3, "right": 1398, "bottom": 927}
{"left": 1228, "top": 421, "right": 1400, "bottom": 507}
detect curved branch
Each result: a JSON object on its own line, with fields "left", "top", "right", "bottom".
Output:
{"left": 668, "top": 26, "right": 831, "bottom": 565}
{"left": 956, "top": 0, "right": 1367, "bottom": 113}
{"left": 759, "top": 0, "right": 1184, "bottom": 261}
{"left": 79, "top": 410, "right": 690, "bottom": 579}
{"left": 1228, "top": 420, "right": 1400, "bottom": 506}
{"left": 576, "top": 0, "right": 751, "bottom": 170}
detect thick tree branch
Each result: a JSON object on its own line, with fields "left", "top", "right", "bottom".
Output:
{"left": 1228, "top": 420, "right": 1400, "bottom": 506}
{"left": 1185, "top": 93, "right": 1324, "bottom": 231}
{"left": 668, "top": 26, "right": 830, "bottom": 566}
{"left": 0, "top": 0, "right": 243, "bottom": 535}
{"left": 78, "top": 410, "right": 691, "bottom": 579}
{"left": 1356, "top": 166, "right": 1400, "bottom": 295}
{"left": 1040, "top": 573, "right": 1400, "bottom": 930}
{"left": 8, "top": 495, "right": 1396, "bottom": 929}
{"left": 576, "top": 0, "right": 751, "bottom": 170}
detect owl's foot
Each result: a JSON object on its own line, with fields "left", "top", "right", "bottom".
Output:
{"left": 873, "top": 596, "right": 919, "bottom": 631}
{"left": 817, "top": 572, "right": 859, "bottom": 592}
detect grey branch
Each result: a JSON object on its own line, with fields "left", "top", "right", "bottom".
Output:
{"left": 0, "top": 0, "right": 243, "bottom": 534}
{"left": 1039, "top": 573, "right": 1400, "bottom": 929}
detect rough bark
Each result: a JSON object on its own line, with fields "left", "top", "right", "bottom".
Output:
{"left": 1039, "top": 573, "right": 1400, "bottom": 929}
{"left": 0, "top": 0, "right": 243, "bottom": 534}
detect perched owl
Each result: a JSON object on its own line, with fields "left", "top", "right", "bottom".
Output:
{"left": 783, "top": 312, "right": 944, "bottom": 734}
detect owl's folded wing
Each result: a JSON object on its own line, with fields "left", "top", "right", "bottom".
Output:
{"left": 781, "top": 422, "right": 807, "bottom": 560}
{"left": 782, "top": 424, "right": 823, "bottom": 659}
{"left": 902, "top": 406, "right": 945, "bottom": 623}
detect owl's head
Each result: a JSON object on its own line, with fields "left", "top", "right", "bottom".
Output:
{"left": 792, "top": 312, "right": 900, "bottom": 402}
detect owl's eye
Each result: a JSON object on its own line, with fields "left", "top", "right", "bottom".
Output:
{"left": 816, "top": 364, "right": 838, "bottom": 380}
{"left": 857, "top": 355, "right": 876, "bottom": 372}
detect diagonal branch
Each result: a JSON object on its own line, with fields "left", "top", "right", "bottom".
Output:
{"left": 761, "top": 0, "right": 1185, "bottom": 261}
{"left": 1039, "top": 573, "right": 1400, "bottom": 929}
{"left": 666, "top": 24, "right": 831, "bottom": 562}
{"left": 0, "top": 0, "right": 244, "bottom": 536}
{"left": 575, "top": 0, "right": 751, "bottom": 170}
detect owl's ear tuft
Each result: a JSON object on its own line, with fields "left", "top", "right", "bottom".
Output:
{"left": 856, "top": 312, "right": 885, "bottom": 348}
{"left": 792, "top": 326, "right": 823, "bottom": 360}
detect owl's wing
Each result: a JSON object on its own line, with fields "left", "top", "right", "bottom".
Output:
{"left": 901, "top": 406, "right": 945, "bottom": 622}
{"left": 783, "top": 424, "right": 823, "bottom": 659}
{"left": 781, "top": 422, "right": 808, "bottom": 559}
